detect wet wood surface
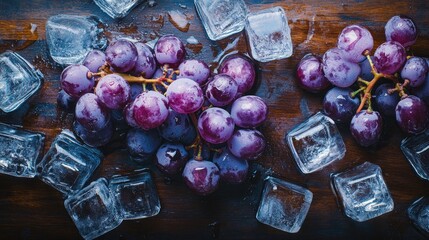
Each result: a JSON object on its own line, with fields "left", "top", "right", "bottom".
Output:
{"left": 1, "top": 0, "right": 429, "bottom": 239}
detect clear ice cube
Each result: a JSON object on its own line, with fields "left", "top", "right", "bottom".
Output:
{"left": 256, "top": 176, "right": 312, "bottom": 233}
{"left": 0, "top": 123, "right": 45, "bottom": 178}
{"left": 194, "top": 0, "right": 248, "bottom": 41}
{"left": 45, "top": 14, "right": 106, "bottom": 65}
{"left": 93, "top": 0, "right": 145, "bottom": 19}
{"left": 332, "top": 162, "right": 394, "bottom": 222}
{"left": 109, "top": 171, "right": 161, "bottom": 220}
{"left": 64, "top": 178, "right": 122, "bottom": 240}
{"left": 0, "top": 51, "right": 43, "bottom": 113}
{"left": 408, "top": 196, "right": 429, "bottom": 234}
{"left": 245, "top": 6, "right": 293, "bottom": 62}
{"left": 37, "top": 130, "right": 103, "bottom": 195}
{"left": 286, "top": 112, "right": 346, "bottom": 174}
{"left": 401, "top": 130, "right": 429, "bottom": 180}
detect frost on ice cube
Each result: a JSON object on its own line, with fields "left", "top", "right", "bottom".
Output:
{"left": 37, "top": 130, "right": 102, "bottom": 194}
{"left": 332, "top": 162, "right": 394, "bottom": 222}
{"left": 109, "top": 171, "right": 161, "bottom": 220}
{"left": 408, "top": 196, "right": 429, "bottom": 234}
{"left": 45, "top": 14, "right": 106, "bottom": 65}
{"left": 286, "top": 112, "right": 346, "bottom": 174}
{"left": 401, "top": 130, "right": 429, "bottom": 180}
{"left": 93, "top": 0, "right": 145, "bottom": 19}
{"left": 64, "top": 178, "right": 122, "bottom": 240}
{"left": 0, "top": 123, "right": 45, "bottom": 178}
{"left": 245, "top": 7, "right": 293, "bottom": 62}
{"left": 256, "top": 176, "right": 312, "bottom": 233}
{"left": 0, "top": 51, "right": 43, "bottom": 113}
{"left": 194, "top": 0, "right": 248, "bottom": 41}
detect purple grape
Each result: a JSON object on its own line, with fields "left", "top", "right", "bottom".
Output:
{"left": 401, "top": 57, "right": 428, "bottom": 87}
{"left": 213, "top": 149, "right": 248, "bottom": 184}
{"left": 124, "top": 102, "right": 139, "bottom": 128}
{"left": 57, "top": 90, "right": 76, "bottom": 112}
{"left": 323, "top": 87, "right": 360, "bottom": 124}
{"left": 94, "top": 74, "right": 130, "bottom": 110}
{"left": 126, "top": 128, "right": 162, "bottom": 161}
{"left": 182, "top": 159, "right": 220, "bottom": 196}
{"left": 385, "top": 15, "right": 418, "bottom": 48}
{"left": 359, "top": 56, "right": 375, "bottom": 81}
{"left": 154, "top": 35, "right": 186, "bottom": 68}
{"left": 75, "top": 93, "right": 110, "bottom": 131}
{"left": 350, "top": 110, "right": 383, "bottom": 147}
{"left": 132, "top": 91, "right": 169, "bottom": 130}
{"left": 322, "top": 48, "right": 361, "bottom": 88}
{"left": 228, "top": 129, "right": 266, "bottom": 160}
{"left": 178, "top": 59, "right": 210, "bottom": 85}
{"left": 73, "top": 120, "right": 113, "bottom": 147}
{"left": 373, "top": 41, "right": 406, "bottom": 75}
{"left": 82, "top": 50, "right": 106, "bottom": 73}
{"left": 129, "top": 83, "right": 143, "bottom": 101}
{"left": 395, "top": 95, "right": 429, "bottom": 134}
{"left": 156, "top": 143, "right": 189, "bottom": 176}
{"left": 337, "top": 25, "right": 374, "bottom": 63}
{"left": 130, "top": 42, "right": 157, "bottom": 77}
{"left": 219, "top": 54, "right": 256, "bottom": 95}
{"left": 198, "top": 108, "right": 235, "bottom": 144}
{"left": 374, "top": 83, "right": 400, "bottom": 117}
{"left": 411, "top": 72, "right": 429, "bottom": 106}
{"left": 296, "top": 54, "right": 331, "bottom": 93}
{"left": 181, "top": 126, "right": 198, "bottom": 146}
{"left": 158, "top": 108, "right": 193, "bottom": 142}
{"left": 165, "top": 78, "right": 204, "bottom": 114}
{"left": 205, "top": 74, "right": 238, "bottom": 107}
{"left": 105, "top": 39, "right": 138, "bottom": 73}
{"left": 60, "top": 64, "right": 94, "bottom": 99}
{"left": 231, "top": 95, "right": 268, "bottom": 128}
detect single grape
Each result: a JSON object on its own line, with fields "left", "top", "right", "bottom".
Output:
{"left": 94, "top": 74, "right": 131, "bottom": 110}
{"left": 178, "top": 59, "right": 210, "bottom": 85}
{"left": 228, "top": 129, "right": 266, "bottom": 160}
{"left": 350, "top": 110, "right": 383, "bottom": 147}
{"left": 374, "top": 83, "right": 400, "bottom": 117}
{"left": 231, "top": 95, "right": 268, "bottom": 128}
{"left": 75, "top": 93, "right": 110, "bottom": 131}
{"left": 132, "top": 91, "right": 169, "bottom": 130}
{"left": 219, "top": 54, "right": 256, "bottom": 95}
{"left": 182, "top": 159, "right": 220, "bottom": 196}
{"left": 126, "top": 128, "right": 162, "bottom": 162}
{"left": 373, "top": 41, "right": 406, "bottom": 75}
{"left": 130, "top": 42, "right": 157, "bottom": 78}
{"left": 401, "top": 57, "right": 428, "bottom": 87}
{"left": 359, "top": 56, "right": 375, "bottom": 81}
{"left": 154, "top": 35, "right": 186, "bottom": 68}
{"left": 411, "top": 72, "right": 429, "bottom": 106}
{"left": 395, "top": 95, "right": 429, "bottom": 134}
{"left": 323, "top": 87, "right": 360, "bottom": 124}
{"left": 322, "top": 48, "right": 361, "bottom": 88}
{"left": 296, "top": 53, "right": 331, "bottom": 93}
{"left": 213, "top": 149, "right": 248, "bottom": 184}
{"left": 129, "top": 83, "right": 143, "bottom": 101}
{"left": 198, "top": 108, "right": 235, "bottom": 144}
{"left": 385, "top": 15, "right": 418, "bottom": 48}
{"left": 73, "top": 120, "right": 113, "bottom": 148}
{"left": 82, "top": 50, "right": 106, "bottom": 73}
{"left": 60, "top": 64, "right": 94, "bottom": 99}
{"left": 124, "top": 102, "right": 139, "bottom": 128}
{"left": 205, "top": 74, "right": 238, "bottom": 107}
{"left": 105, "top": 39, "right": 138, "bottom": 73}
{"left": 158, "top": 108, "right": 193, "bottom": 142}
{"left": 165, "top": 78, "right": 204, "bottom": 114}
{"left": 156, "top": 143, "right": 189, "bottom": 176}
{"left": 57, "top": 90, "right": 76, "bottom": 112}
{"left": 337, "top": 25, "right": 374, "bottom": 63}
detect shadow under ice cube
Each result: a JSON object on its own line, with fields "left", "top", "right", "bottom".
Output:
{"left": 401, "top": 130, "right": 429, "bottom": 180}
{"left": 408, "top": 196, "right": 429, "bottom": 234}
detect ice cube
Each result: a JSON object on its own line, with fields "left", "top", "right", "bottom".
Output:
{"left": 408, "top": 196, "right": 429, "bottom": 234}
{"left": 93, "top": 0, "right": 145, "bottom": 19}
{"left": 37, "top": 130, "right": 103, "bottom": 195}
{"left": 245, "top": 7, "right": 293, "bottom": 62}
{"left": 286, "top": 112, "right": 346, "bottom": 174}
{"left": 0, "top": 123, "right": 45, "bottom": 178}
{"left": 331, "top": 162, "right": 394, "bottom": 222}
{"left": 0, "top": 51, "right": 43, "bottom": 113}
{"left": 109, "top": 171, "right": 161, "bottom": 220}
{"left": 45, "top": 14, "right": 106, "bottom": 65}
{"left": 256, "top": 176, "right": 312, "bottom": 233}
{"left": 64, "top": 178, "right": 122, "bottom": 240}
{"left": 194, "top": 0, "right": 248, "bottom": 41}
{"left": 401, "top": 130, "right": 429, "bottom": 180}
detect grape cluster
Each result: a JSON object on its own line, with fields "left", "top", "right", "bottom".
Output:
{"left": 58, "top": 35, "right": 267, "bottom": 196}
{"left": 296, "top": 15, "right": 429, "bottom": 147}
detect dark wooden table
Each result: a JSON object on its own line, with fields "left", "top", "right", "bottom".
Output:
{"left": 1, "top": 0, "right": 429, "bottom": 239}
